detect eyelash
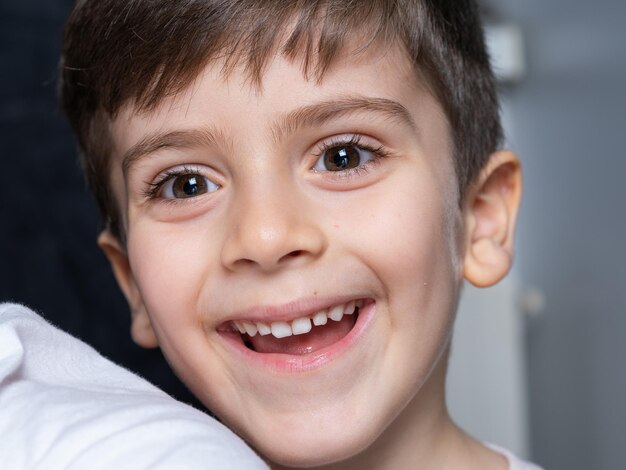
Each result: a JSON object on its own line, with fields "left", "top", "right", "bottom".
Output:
{"left": 312, "top": 134, "right": 390, "bottom": 177}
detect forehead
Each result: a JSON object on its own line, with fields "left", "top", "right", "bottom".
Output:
{"left": 110, "top": 40, "right": 445, "bottom": 150}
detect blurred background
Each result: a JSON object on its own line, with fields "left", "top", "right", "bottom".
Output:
{"left": 1, "top": 1, "right": 624, "bottom": 468}
{"left": 0, "top": 0, "right": 202, "bottom": 409}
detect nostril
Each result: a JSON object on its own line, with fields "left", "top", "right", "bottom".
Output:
{"left": 282, "top": 250, "right": 305, "bottom": 261}
{"left": 274, "top": 249, "right": 313, "bottom": 266}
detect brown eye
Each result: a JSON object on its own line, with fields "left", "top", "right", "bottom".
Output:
{"left": 314, "top": 143, "right": 375, "bottom": 172}
{"left": 161, "top": 173, "right": 219, "bottom": 199}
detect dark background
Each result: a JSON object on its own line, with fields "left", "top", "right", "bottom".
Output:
{"left": 0, "top": 0, "right": 201, "bottom": 409}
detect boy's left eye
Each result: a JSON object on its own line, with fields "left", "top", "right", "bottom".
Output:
{"left": 313, "top": 143, "right": 376, "bottom": 172}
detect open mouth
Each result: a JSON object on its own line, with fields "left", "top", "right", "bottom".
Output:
{"left": 223, "top": 299, "right": 367, "bottom": 356}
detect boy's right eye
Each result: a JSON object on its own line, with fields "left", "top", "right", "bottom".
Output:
{"left": 147, "top": 167, "right": 220, "bottom": 200}
{"left": 162, "top": 174, "right": 219, "bottom": 199}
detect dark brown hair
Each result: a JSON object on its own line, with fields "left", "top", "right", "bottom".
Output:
{"left": 59, "top": 0, "right": 502, "bottom": 239}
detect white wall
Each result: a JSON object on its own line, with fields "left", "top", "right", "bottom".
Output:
{"left": 447, "top": 278, "right": 531, "bottom": 458}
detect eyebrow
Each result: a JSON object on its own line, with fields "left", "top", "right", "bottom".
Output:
{"left": 271, "top": 96, "right": 417, "bottom": 143}
{"left": 122, "top": 96, "right": 416, "bottom": 173}
{"left": 122, "top": 127, "right": 228, "bottom": 175}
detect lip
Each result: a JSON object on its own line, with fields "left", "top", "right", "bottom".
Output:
{"left": 217, "top": 299, "right": 376, "bottom": 374}
{"left": 218, "top": 295, "right": 370, "bottom": 324}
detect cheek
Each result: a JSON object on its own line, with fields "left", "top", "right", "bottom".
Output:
{"left": 344, "top": 171, "right": 458, "bottom": 294}
{"left": 127, "top": 222, "right": 210, "bottom": 329}
{"left": 338, "top": 166, "right": 462, "bottom": 370}
{"left": 126, "top": 222, "right": 240, "bottom": 404}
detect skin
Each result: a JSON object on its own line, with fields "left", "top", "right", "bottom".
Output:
{"left": 99, "top": 39, "right": 522, "bottom": 469}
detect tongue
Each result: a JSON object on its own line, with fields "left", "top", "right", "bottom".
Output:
{"left": 249, "top": 315, "right": 356, "bottom": 355}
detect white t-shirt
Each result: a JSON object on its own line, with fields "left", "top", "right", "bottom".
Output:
{"left": 0, "top": 303, "right": 268, "bottom": 470}
{"left": 486, "top": 443, "right": 544, "bottom": 469}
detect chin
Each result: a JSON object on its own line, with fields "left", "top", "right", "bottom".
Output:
{"left": 240, "top": 412, "right": 384, "bottom": 469}
{"left": 256, "top": 432, "right": 371, "bottom": 468}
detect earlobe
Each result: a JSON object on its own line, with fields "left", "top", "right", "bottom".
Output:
{"left": 463, "top": 150, "right": 522, "bottom": 288}
{"left": 97, "top": 230, "right": 159, "bottom": 349}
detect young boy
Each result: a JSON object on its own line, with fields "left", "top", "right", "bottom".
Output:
{"left": 59, "top": 0, "right": 533, "bottom": 468}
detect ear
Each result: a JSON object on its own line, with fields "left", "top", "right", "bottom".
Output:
{"left": 98, "top": 230, "right": 159, "bottom": 349}
{"left": 463, "top": 150, "right": 522, "bottom": 287}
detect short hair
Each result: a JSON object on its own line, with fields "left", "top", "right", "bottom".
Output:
{"left": 59, "top": 0, "right": 502, "bottom": 240}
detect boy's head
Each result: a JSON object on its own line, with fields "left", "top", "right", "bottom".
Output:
{"left": 60, "top": 0, "right": 521, "bottom": 467}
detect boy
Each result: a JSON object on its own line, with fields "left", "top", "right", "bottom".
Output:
{"left": 59, "top": 0, "right": 534, "bottom": 468}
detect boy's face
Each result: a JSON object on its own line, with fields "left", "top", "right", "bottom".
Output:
{"left": 106, "top": 42, "right": 467, "bottom": 465}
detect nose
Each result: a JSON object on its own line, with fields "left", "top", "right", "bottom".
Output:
{"left": 220, "top": 182, "right": 326, "bottom": 273}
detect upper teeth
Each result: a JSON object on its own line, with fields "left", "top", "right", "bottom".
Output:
{"left": 233, "top": 300, "right": 361, "bottom": 339}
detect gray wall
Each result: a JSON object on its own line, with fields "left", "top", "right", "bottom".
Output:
{"left": 490, "top": 1, "right": 626, "bottom": 468}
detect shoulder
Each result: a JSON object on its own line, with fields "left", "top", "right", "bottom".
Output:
{"left": 485, "top": 443, "right": 544, "bottom": 470}
{"left": 0, "top": 303, "right": 268, "bottom": 470}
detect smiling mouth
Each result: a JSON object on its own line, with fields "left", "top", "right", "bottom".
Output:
{"left": 225, "top": 300, "right": 365, "bottom": 355}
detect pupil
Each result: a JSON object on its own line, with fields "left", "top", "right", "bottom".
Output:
{"left": 184, "top": 177, "right": 199, "bottom": 196}
{"left": 334, "top": 149, "right": 349, "bottom": 168}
